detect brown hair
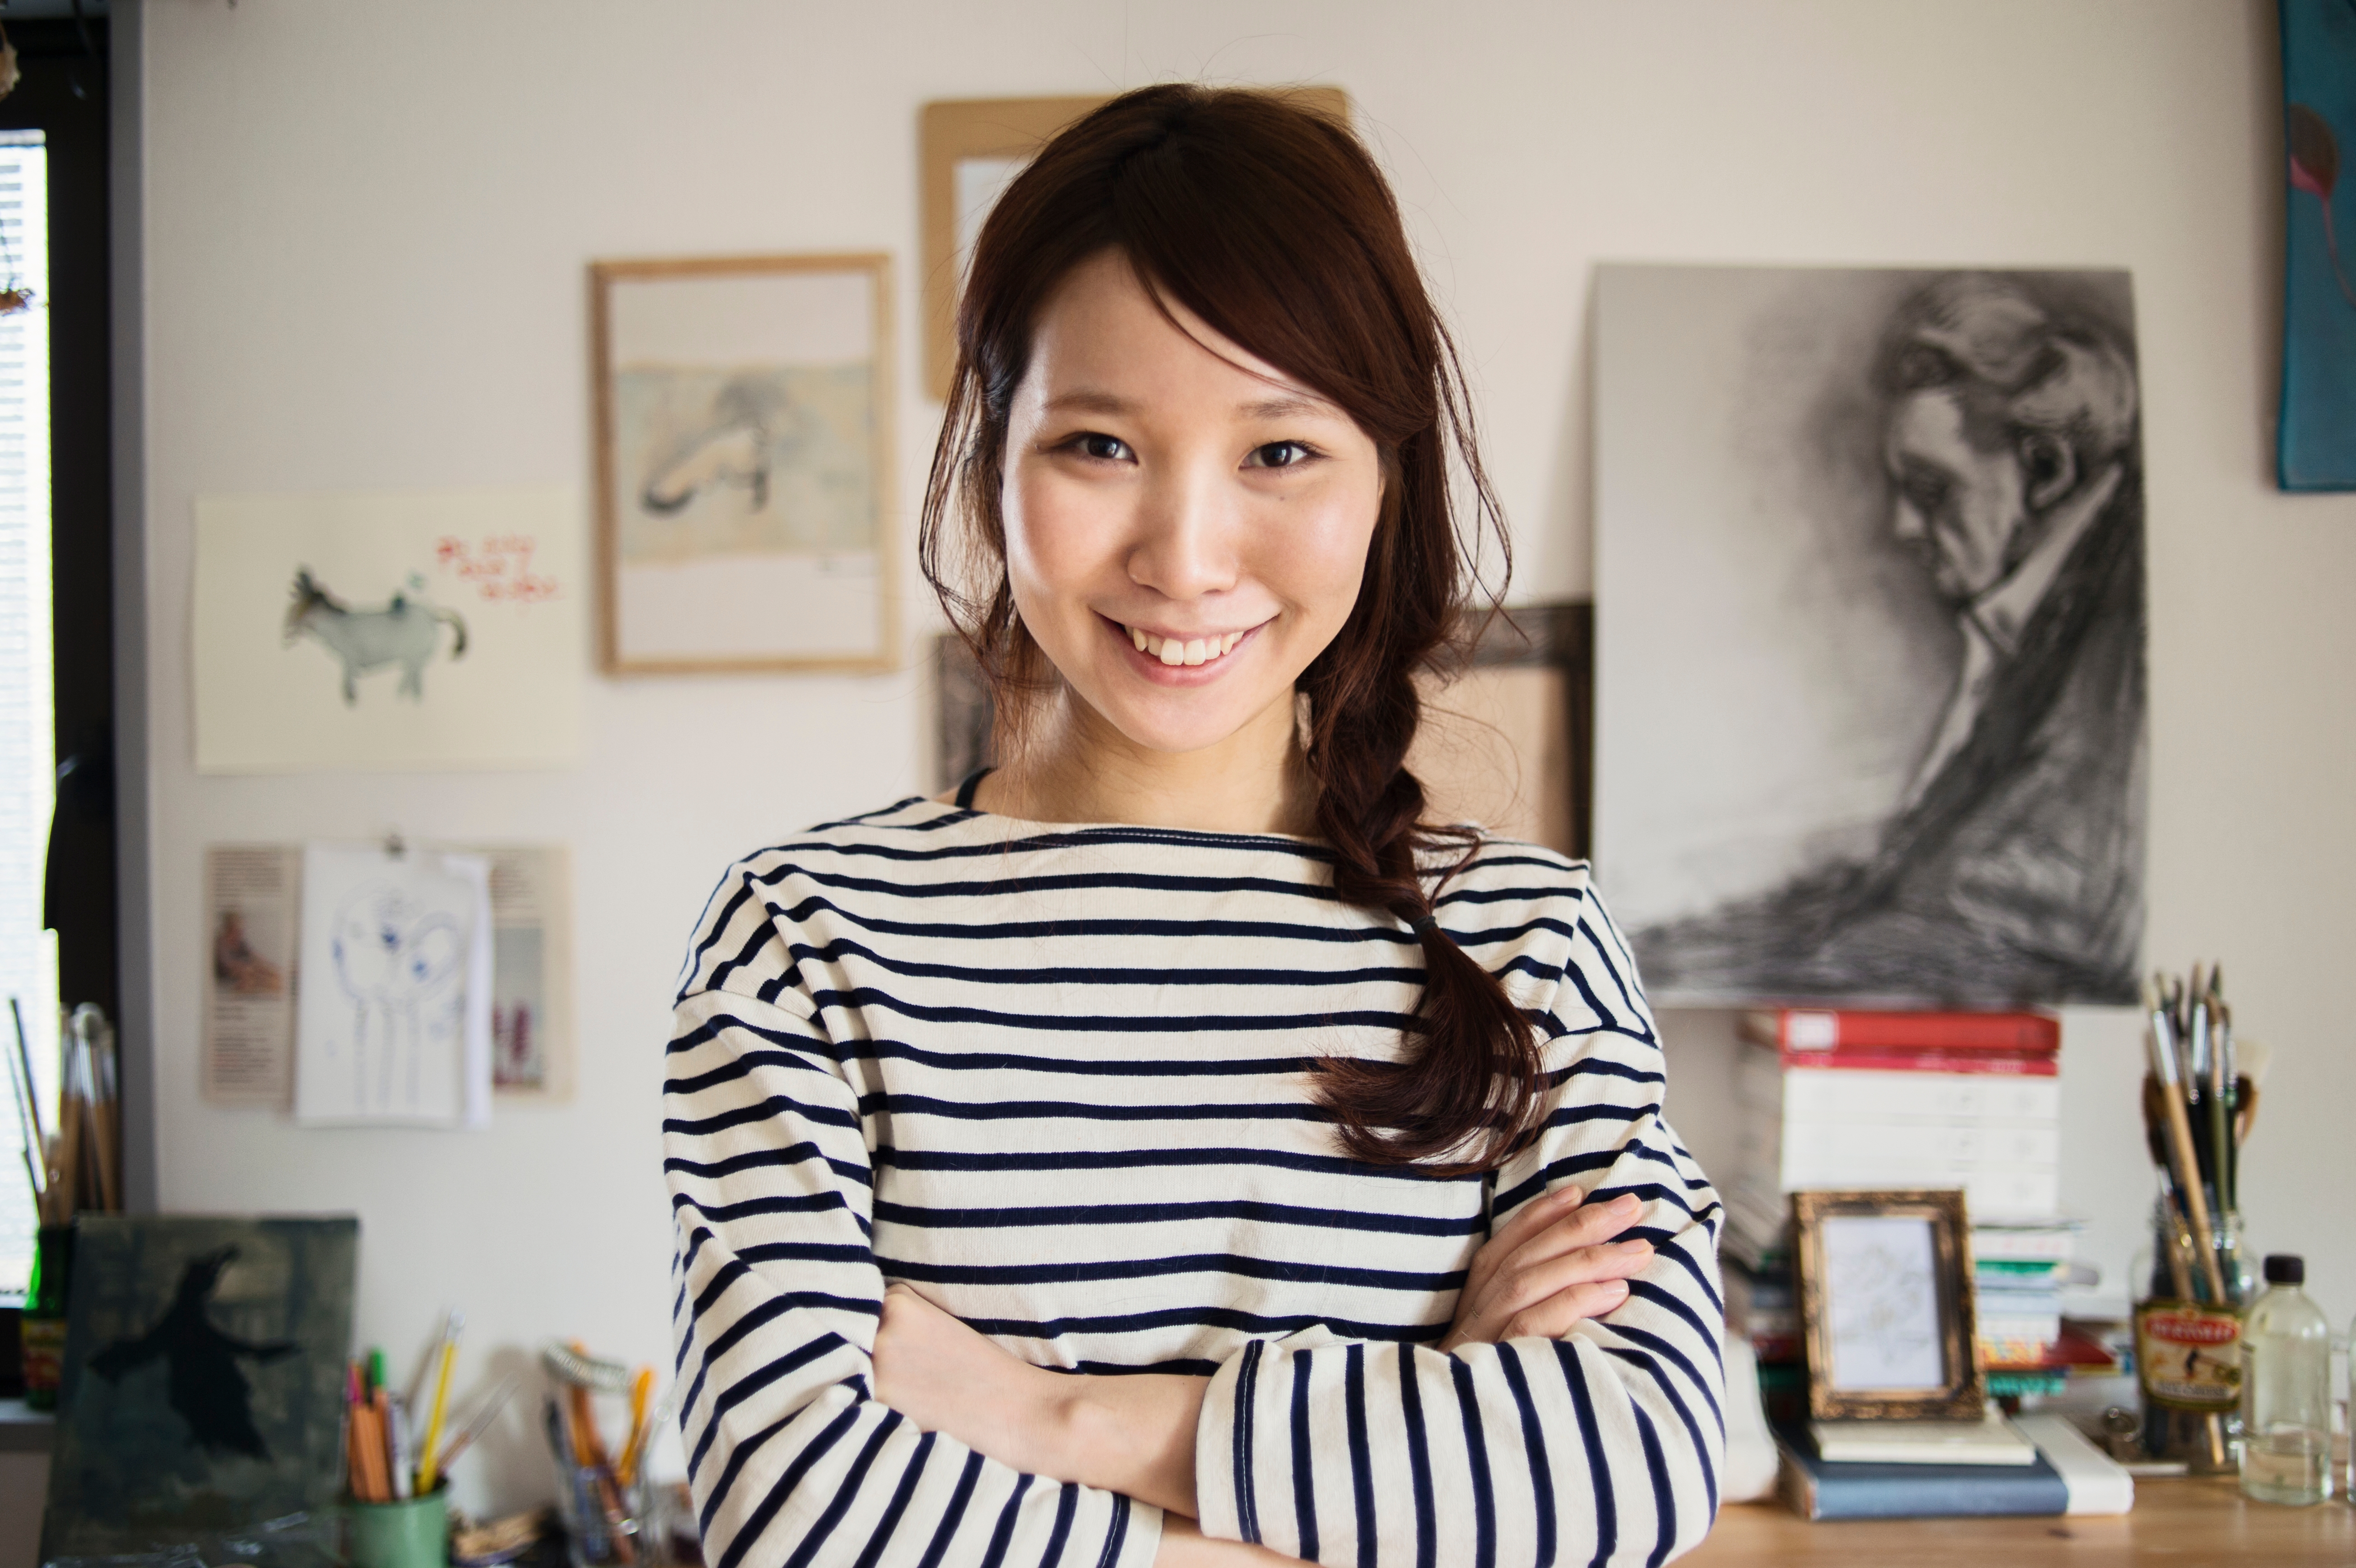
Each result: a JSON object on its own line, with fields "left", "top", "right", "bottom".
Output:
{"left": 918, "top": 84, "right": 1544, "bottom": 1174}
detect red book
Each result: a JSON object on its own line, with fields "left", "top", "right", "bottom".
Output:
{"left": 1773, "top": 1047, "right": 2058, "bottom": 1077}
{"left": 1741, "top": 1008, "right": 2059, "bottom": 1053}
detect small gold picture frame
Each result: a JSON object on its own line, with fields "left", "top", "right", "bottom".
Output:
{"left": 1791, "top": 1189, "right": 1985, "bottom": 1422}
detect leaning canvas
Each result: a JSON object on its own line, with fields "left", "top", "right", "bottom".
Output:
{"left": 42, "top": 1215, "right": 359, "bottom": 1561}
{"left": 1594, "top": 265, "right": 2147, "bottom": 1007}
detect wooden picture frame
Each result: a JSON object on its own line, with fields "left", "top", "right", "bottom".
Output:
{"left": 1791, "top": 1189, "right": 1985, "bottom": 1422}
{"left": 920, "top": 88, "right": 1353, "bottom": 403}
{"left": 932, "top": 601, "right": 1592, "bottom": 856}
{"left": 590, "top": 252, "right": 896, "bottom": 674}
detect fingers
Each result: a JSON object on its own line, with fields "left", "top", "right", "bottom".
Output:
{"left": 1464, "top": 1184, "right": 1586, "bottom": 1300}
{"left": 1449, "top": 1234, "right": 1655, "bottom": 1349}
{"left": 1500, "top": 1278, "right": 1635, "bottom": 1341}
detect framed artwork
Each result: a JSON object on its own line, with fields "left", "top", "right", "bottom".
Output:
{"left": 932, "top": 601, "right": 1590, "bottom": 856}
{"left": 591, "top": 253, "right": 896, "bottom": 674}
{"left": 1595, "top": 264, "right": 2145, "bottom": 1007}
{"left": 2278, "top": 0, "right": 2356, "bottom": 488}
{"left": 1791, "top": 1189, "right": 1984, "bottom": 1422}
{"left": 920, "top": 89, "right": 1352, "bottom": 402}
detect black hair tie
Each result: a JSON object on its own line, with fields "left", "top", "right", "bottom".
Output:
{"left": 1409, "top": 913, "right": 1438, "bottom": 936}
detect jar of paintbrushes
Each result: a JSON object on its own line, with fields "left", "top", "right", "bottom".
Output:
{"left": 2131, "top": 964, "right": 2257, "bottom": 1473}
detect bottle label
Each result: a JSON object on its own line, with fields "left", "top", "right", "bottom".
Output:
{"left": 19, "top": 1315, "right": 67, "bottom": 1402}
{"left": 2134, "top": 1300, "right": 2242, "bottom": 1411}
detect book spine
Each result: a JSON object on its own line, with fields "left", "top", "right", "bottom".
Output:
{"left": 1803, "top": 1467, "right": 2071, "bottom": 1519}
{"left": 1748, "top": 1008, "right": 2061, "bottom": 1052}
{"left": 1778, "top": 1048, "right": 2058, "bottom": 1076}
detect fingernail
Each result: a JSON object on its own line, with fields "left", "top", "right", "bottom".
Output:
{"left": 1561, "top": 1185, "right": 1586, "bottom": 1206}
{"left": 1614, "top": 1194, "right": 1641, "bottom": 1212}
{"left": 1623, "top": 1239, "right": 1653, "bottom": 1254}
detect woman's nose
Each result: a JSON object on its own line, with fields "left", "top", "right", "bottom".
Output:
{"left": 1126, "top": 467, "right": 1238, "bottom": 601}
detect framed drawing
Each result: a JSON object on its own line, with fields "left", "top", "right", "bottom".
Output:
{"left": 920, "top": 89, "right": 1352, "bottom": 402}
{"left": 1791, "top": 1189, "right": 1984, "bottom": 1422}
{"left": 2279, "top": 0, "right": 2356, "bottom": 488}
{"left": 591, "top": 253, "right": 895, "bottom": 673}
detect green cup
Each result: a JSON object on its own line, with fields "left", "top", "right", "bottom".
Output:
{"left": 348, "top": 1490, "right": 451, "bottom": 1568}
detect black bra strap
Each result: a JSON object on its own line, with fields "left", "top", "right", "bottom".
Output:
{"left": 953, "top": 767, "right": 993, "bottom": 810}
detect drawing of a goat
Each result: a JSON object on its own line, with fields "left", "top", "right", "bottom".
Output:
{"left": 284, "top": 568, "right": 468, "bottom": 704}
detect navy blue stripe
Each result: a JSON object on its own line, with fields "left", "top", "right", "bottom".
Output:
{"left": 1630, "top": 1404, "right": 1677, "bottom": 1568}
{"left": 1397, "top": 1345, "right": 1437, "bottom": 1568}
{"left": 874, "top": 1196, "right": 1478, "bottom": 1239}
{"left": 712, "top": 1400, "right": 861, "bottom": 1568}
{"left": 1344, "top": 1345, "right": 1377, "bottom": 1568}
{"left": 1038, "top": 1481, "right": 1079, "bottom": 1568}
{"left": 788, "top": 935, "right": 1426, "bottom": 992}
{"left": 1092, "top": 1495, "right": 1129, "bottom": 1568}
{"left": 783, "top": 1409, "right": 901, "bottom": 1568}
{"left": 1451, "top": 1357, "right": 1497, "bottom": 1568}
{"left": 882, "top": 1251, "right": 1463, "bottom": 1293}
{"left": 915, "top": 1451, "right": 987, "bottom": 1568}
{"left": 1291, "top": 1350, "right": 1319, "bottom": 1561}
{"left": 877, "top": 1142, "right": 1484, "bottom": 1186}
{"left": 1605, "top": 1344, "right": 1719, "bottom": 1515}
{"left": 978, "top": 1473, "right": 1034, "bottom": 1568}
{"left": 1232, "top": 1339, "right": 1264, "bottom": 1545}
{"left": 1553, "top": 1341, "right": 1617, "bottom": 1568}
{"left": 852, "top": 1429, "right": 935, "bottom": 1568}
{"left": 687, "top": 1330, "right": 846, "bottom": 1478}
{"left": 955, "top": 1303, "right": 1447, "bottom": 1343}
{"left": 1625, "top": 1280, "right": 1729, "bottom": 1370}
{"left": 1495, "top": 1346, "right": 1556, "bottom": 1568}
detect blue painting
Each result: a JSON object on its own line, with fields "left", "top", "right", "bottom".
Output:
{"left": 2279, "top": 0, "right": 2356, "bottom": 488}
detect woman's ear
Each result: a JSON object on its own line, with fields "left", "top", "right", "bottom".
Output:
{"left": 2019, "top": 430, "right": 2077, "bottom": 512}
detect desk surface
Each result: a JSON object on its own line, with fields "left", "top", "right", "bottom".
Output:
{"left": 1693, "top": 1477, "right": 2355, "bottom": 1566}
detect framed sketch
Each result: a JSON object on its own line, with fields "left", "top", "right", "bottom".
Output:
{"left": 920, "top": 89, "right": 1352, "bottom": 402}
{"left": 2279, "top": 0, "right": 2356, "bottom": 488}
{"left": 932, "top": 601, "right": 1590, "bottom": 855}
{"left": 1791, "top": 1189, "right": 1984, "bottom": 1422}
{"left": 1595, "top": 264, "right": 2146, "bottom": 1007}
{"left": 591, "top": 253, "right": 896, "bottom": 673}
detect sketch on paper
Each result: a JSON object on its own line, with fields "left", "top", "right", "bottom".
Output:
{"left": 1820, "top": 1214, "right": 1944, "bottom": 1392}
{"left": 294, "top": 844, "right": 492, "bottom": 1128}
{"left": 615, "top": 364, "right": 876, "bottom": 561}
{"left": 594, "top": 257, "right": 895, "bottom": 671}
{"left": 194, "top": 487, "right": 584, "bottom": 772}
{"left": 1595, "top": 266, "right": 2146, "bottom": 1007}
{"left": 283, "top": 568, "right": 469, "bottom": 704}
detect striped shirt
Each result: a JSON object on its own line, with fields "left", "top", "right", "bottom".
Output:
{"left": 665, "top": 795, "right": 1725, "bottom": 1568}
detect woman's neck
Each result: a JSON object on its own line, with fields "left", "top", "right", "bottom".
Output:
{"left": 973, "top": 684, "right": 1312, "bottom": 835}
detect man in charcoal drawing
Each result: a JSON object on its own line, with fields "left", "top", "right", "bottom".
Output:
{"left": 1641, "top": 274, "right": 2145, "bottom": 1003}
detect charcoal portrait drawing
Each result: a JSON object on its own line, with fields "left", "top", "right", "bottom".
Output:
{"left": 1595, "top": 266, "right": 2146, "bottom": 1006}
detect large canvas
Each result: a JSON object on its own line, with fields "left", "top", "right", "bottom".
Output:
{"left": 43, "top": 1215, "right": 358, "bottom": 1559}
{"left": 2279, "top": 0, "right": 2356, "bottom": 488}
{"left": 1594, "top": 265, "right": 2146, "bottom": 1007}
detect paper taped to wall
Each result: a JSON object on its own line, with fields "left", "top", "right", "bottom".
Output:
{"left": 202, "top": 844, "right": 302, "bottom": 1106}
{"left": 294, "top": 843, "right": 493, "bottom": 1128}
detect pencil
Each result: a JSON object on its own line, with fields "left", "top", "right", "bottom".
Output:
{"left": 416, "top": 1309, "right": 463, "bottom": 1494}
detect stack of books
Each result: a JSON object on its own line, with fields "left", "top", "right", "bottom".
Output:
{"left": 1724, "top": 1007, "right": 2088, "bottom": 1396}
{"left": 1777, "top": 1412, "right": 2133, "bottom": 1519}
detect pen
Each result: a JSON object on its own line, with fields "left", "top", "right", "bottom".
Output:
{"left": 416, "top": 1308, "right": 464, "bottom": 1494}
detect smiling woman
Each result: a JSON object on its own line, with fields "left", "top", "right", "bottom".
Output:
{"left": 663, "top": 85, "right": 1725, "bottom": 1568}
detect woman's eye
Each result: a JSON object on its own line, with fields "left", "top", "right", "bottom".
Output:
{"left": 1245, "top": 441, "right": 1315, "bottom": 469}
{"left": 1072, "top": 432, "right": 1132, "bottom": 462}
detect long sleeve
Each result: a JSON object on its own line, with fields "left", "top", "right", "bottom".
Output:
{"left": 666, "top": 868, "right": 1166, "bottom": 1568}
{"left": 1190, "top": 884, "right": 1725, "bottom": 1568}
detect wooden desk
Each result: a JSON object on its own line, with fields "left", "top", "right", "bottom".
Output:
{"left": 1690, "top": 1477, "right": 2356, "bottom": 1566}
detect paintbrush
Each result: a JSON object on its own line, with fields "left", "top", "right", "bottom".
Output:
{"left": 2144, "top": 982, "right": 2227, "bottom": 1304}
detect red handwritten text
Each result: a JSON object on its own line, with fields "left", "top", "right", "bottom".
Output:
{"left": 435, "top": 534, "right": 561, "bottom": 604}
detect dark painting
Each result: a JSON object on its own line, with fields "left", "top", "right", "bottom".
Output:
{"left": 1595, "top": 265, "right": 2146, "bottom": 1007}
{"left": 43, "top": 1215, "right": 358, "bottom": 1559}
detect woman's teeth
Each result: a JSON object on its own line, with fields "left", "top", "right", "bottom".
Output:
{"left": 1127, "top": 626, "right": 1245, "bottom": 667}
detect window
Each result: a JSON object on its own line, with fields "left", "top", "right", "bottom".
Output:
{"left": 0, "top": 127, "right": 51, "bottom": 1300}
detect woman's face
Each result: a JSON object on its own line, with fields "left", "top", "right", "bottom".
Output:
{"left": 1000, "top": 250, "right": 1385, "bottom": 757}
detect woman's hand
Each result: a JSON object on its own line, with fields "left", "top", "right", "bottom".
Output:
{"left": 871, "top": 1284, "right": 1206, "bottom": 1516}
{"left": 1439, "top": 1186, "right": 1654, "bottom": 1352}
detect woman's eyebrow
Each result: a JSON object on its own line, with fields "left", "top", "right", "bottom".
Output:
{"left": 1238, "top": 392, "right": 1330, "bottom": 420}
{"left": 1043, "top": 388, "right": 1137, "bottom": 417}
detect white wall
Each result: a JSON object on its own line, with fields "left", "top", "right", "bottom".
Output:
{"left": 132, "top": 0, "right": 2353, "bottom": 1516}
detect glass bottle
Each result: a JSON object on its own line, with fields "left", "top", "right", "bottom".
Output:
{"left": 2240, "top": 1253, "right": 2332, "bottom": 1504}
{"left": 18, "top": 1222, "right": 72, "bottom": 1410}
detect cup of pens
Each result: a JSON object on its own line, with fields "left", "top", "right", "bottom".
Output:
{"left": 543, "top": 1342, "right": 668, "bottom": 1568}
{"left": 345, "top": 1312, "right": 515, "bottom": 1568}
